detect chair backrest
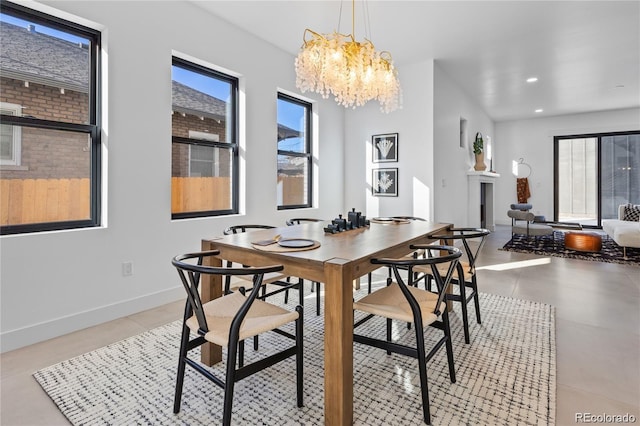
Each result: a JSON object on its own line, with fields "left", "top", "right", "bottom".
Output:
{"left": 510, "top": 203, "right": 532, "bottom": 211}
{"left": 222, "top": 225, "right": 278, "bottom": 288}
{"left": 429, "top": 227, "right": 490, "bottom": 273}
{"left": 507, "top": 210, "right": 535, "bottom": 222}
{"left": 224, "top": 224, "right": 275, "bottom": 235}
{"left": 286, "top": 218, "right": 323, "bottom": 226}
{"left": 390, "top": 216, "right": 426, "bottom": 221}
{"left": 172, "top": 250, "right": 284, "bottom": 338}
{"left": 372, "top": 245, "right": 462, "bottom": 318}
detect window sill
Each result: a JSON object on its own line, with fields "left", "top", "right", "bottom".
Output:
{"left": 0, "top": 165, "right": 29, "bottom": 171}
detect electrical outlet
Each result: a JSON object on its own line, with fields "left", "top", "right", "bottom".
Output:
{"left": 122, "top": 261, "right": 133, "bottom": 277}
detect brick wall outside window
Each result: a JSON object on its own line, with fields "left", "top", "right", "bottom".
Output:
{"left": 171, "top": 112, "right": 230, "bottom": 177}
{"left": 1, "top": 77, "right": 89, "bottom": 179}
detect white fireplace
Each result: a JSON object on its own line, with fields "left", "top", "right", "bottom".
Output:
{"left": 467, "top": 171, "right": 500, "bottom": 231}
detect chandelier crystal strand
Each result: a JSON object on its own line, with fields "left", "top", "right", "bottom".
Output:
{"left": 294, "top": 6, "right": 401, "bottom": 113}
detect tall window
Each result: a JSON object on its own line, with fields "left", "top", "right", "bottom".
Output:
{"left": 171, "top": 57, "right": 238, "bottom": 218}
{"left": 0, "top": 2, "right": 101, "bottom": 235}
{"left": 277, "top": 93, "right": 312, "bottom": 209}
{"left": 554, "top": 131, "right": 639, "bottom": 227}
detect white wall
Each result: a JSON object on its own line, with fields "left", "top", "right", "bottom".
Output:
{"left": 343, "top": 60, "right": 435, "bottom": 220}
{"left": 4, "top": 1, "right": 637, "bottom": 353}
{"left": 0, "top": 0, "right": 344, "bottom": 352}
{"left": 433, "top": 63, "right": 495, "bottom": 227}
{"left": 493, "top": 107, "right": 640, "bottom": 224}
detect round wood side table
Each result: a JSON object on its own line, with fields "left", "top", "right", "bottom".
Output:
{"left": 564, "top": 232, "right": 602, "bottom": 252}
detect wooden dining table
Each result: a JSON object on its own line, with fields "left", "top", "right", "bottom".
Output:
{"left": 200, "top": 219, "right": 452, "bottom": 425}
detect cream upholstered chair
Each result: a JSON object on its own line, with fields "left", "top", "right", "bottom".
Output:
{"left": 172, "top": 250, "right": 303, "bottom": 426}
{"left": 353, "top": 244, "right": 462, "bottom": 425}
{"left": 413, "top": 227, "right": 490, "bottom": 344}
{"left": 508, "top": 209, "right": 554, "bottom": 240}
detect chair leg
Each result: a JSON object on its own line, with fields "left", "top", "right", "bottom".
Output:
{"left": 457, "top": 279, "right": 470, "bottom": 344}
{"left": 315, "top": 282, "right": 321, "bottom": 316}
{"left": 442, "top": 310, "right": 456, "bottom": 383}
{"left": 367, "top": 272, "right": 372, "bottom": 294}
{"left": 295, "top": 306, "right": 304, "bottom": 407}
{"left": 298, "top": 278, "right": 304, "bottom": 307}
{"left": 386, "top": 318, "right": 392, "bottom": 355}
{"left": 224, "top": 275, "right": 231, "bottom": 295}
{"left": 173, "top": 321, "right": 191, "bottom": 414}
{"left": 223, "top": 342, "right": 238, "bottom": 426}
{"left": 239, "top": 339, "right": 245, "bottom": 368}
{"left": 472, "top": 276, "right": 481, "bottom": 324}
{"left": 414, "top": 319, "right": 431, "bottom": 425}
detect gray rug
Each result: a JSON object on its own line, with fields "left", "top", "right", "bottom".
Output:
{"left": 34, "top": 288, "right": 556, "bottom": 425}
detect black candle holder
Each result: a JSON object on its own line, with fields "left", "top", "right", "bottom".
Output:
{"left": 324, "top": 208, "right": 370, "bottom": 234}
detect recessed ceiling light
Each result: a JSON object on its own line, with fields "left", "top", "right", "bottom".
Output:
{"left": 615, "top": 84, "right": 625, "bottom": 88}
{"left": 535, "top": 109, "right": 543, "bottom": 113}
{"left": 526, "top": 77, "right": 538, "bottom": 83}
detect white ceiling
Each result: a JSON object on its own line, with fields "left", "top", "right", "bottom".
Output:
{"left": 191, "top": 1, "right": 640, "bottom": 122}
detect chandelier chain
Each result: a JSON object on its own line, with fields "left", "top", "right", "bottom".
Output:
{"left": 363, "top": 0, "right": 372, "bottom": 43}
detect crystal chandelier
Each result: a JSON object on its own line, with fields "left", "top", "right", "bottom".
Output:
{"left": 294, "top": 0, "right": 401, "bottom": 113}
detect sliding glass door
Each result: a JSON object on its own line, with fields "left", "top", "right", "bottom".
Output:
{"left": 601, "top": 134, "right": 640, "bottom": 219}
{"left": 554, "top": 131, "right": 639, "bottom": 228}
{"left": 556, "top": 137, "right": 597, "bottom": 225}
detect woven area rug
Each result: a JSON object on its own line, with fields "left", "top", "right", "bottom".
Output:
{"left": 501, "top": 231, "right": 640, "bottom": 266}
{"left": 34, "top": 289, "right": 556, "bottom": 425}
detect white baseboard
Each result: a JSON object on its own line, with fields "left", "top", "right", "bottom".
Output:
{"left": 0, "top": 287, "right": 184, "bottom": 353}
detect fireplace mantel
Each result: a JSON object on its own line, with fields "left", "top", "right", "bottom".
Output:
{"left": 467, "top": 170, "right": 501, "bottom": 179}
{"left": 467, "top": 171, "right": 500, "bottom": 230}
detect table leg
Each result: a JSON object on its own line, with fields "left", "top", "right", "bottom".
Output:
{"left": 200, "top": 240, "right": 223, "bottom": 366}
{"left": 323, "top": 258, "right": 354, "bottom": 426}
{"left": 446, "top": 286, "right": 454, "bottom": 312}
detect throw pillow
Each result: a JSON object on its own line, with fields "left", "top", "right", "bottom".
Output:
{"left": 623, "top": 204, "right": 640, "bottom": 221}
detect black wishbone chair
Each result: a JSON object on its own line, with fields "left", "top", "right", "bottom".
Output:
{"left": 367, "top": 216, "right": 427, "bottom": 292}
{"left": 172, "top": 250, "right": 303, "bottom": 426}
{"left": 353, "top": 245, "right": 462, "bottom": 425}
{"left": 413, "top": 227, "right": 490, "bottom": 344}
{"left": 285, "top": 218, "right": 323, "bottom": 226}
{"left": 286, "top": 218, "right": 324, "bottom": 315}
{"left": 223, "top": 225, "right": 304, "bottom": 307}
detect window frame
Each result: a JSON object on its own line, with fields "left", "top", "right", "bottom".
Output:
{"left": 0, "top": 101, "right": 22, "bottom": 165}
{"left": 277, "top": 92, "right": 312, "bottom": 210}
{"left": 0, "top": 1, "right": 101, "bottom": 235}
{"left": 171, "top": 56, "right": 239, "bottom": 219}
{"left": 553, "top": 129, "right": 640, "bottom": 228}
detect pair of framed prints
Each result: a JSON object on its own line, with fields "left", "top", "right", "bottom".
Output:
{"left": 372, "top": 133, "right": 398, "bottom": 197}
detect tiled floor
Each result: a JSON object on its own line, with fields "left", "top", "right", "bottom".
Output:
{"left": 1, "top": 225, "right": 639, "bottom": 425}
